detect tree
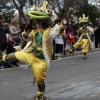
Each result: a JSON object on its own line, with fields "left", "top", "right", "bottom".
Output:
{"left": 11, "top": 0, "right": 42, "bottom": 26}
{"left": 75, "top": 4, "right": 100, "bottom": 22}
{"left": 0, "top": 0, "right": 90, "bottom": 25}
{"left": 46, "top": 0, "right": 88, "bottom": 18}
{"left": 0, "top": 0, "right": 15, "bottom": 24}
{"left": 0, "top": 0, "right": 10, "bottom": 9}
{"left": 11, "top": 0, "right": 27, "bottom": 25}
{"left": 2, "top": 5, "right": 15, "bottom": 24}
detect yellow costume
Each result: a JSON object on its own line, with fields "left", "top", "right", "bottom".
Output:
{"left": 73, "top": 27, "right": 93, "bottom": 53}
{"left": 12, "top": 26, "right": 62, "bottom": 82}
{"left": 69, "top": 14, "right": 94, "bottom": 59}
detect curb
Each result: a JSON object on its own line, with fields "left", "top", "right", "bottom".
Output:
{"left": 54, "top": 48, "right": 100, "bottom": 60}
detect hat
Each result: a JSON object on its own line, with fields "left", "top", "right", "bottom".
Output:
{"left": 28, "top": 1, "right": 54, "bottom": 19}
{"left": 79, "top": 14, "right": 89, "bottom": 24}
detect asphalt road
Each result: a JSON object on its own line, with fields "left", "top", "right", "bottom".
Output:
{"left": 1, "top": 51, "right": 100, "bottom": 100}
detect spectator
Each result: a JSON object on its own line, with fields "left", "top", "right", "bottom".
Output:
{"left": 0, "top": 16, "right": 7, "bottom": 45}
{"left": 55, "top": 35, "right": 64, "bottom": 57}
{"left": 9, "top": 18, "right": 21, "bottom": 39}
{"left": 94, "top": 24, "right": 100, "bottom": 48}
{"left": 62, "top": 28, "right": 68, "bottom": 55}
{"left": 70, "top": 21, "right": 78, "bottom": 45}
{"left": 1, "top": 18, "right": 13, "bottom": 42}
{"left": 6, "top": 41, "right": 19, "bottom": 67}
{"left": 70, "top": 21, "right": 78, "bottom": 36}
{"left": 53, "top": 19, "right": 64, "bottom": 58}
{"left": 0, "top": 18, "right": 15, "bottom": 49}
{"left": 0, "top": 40, "right": 16, "bottom": 68}
{"left": 0, "top": 39, "right": 7, "bottom": 52}
{"left": 13, "top": 37, "right": 21, "bottom": 46}
{"left": 52, "top": 19, "right": 62, "bottom": 59}
{"left": 93, "top": 18, "right": 99, "bottom": 28}
{"left": 6, "top": 32, "right": 13, "bottom": 42}
{"left": 0, "top": 61, "right": 16, "bottom": 68}
{"left": 6, "top": 41, "right": 15, "bottom": 54}
{"left": 68, "top": 29, "right": 76, "bottom": 48}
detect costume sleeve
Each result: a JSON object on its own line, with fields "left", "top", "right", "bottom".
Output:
{"left": 50, "top": 24, "right": 67, "bottom": 39}
{"left": 89, "top": 27, "right": 94, "bottom": 34}
{"left": 78, "top": 27, "right": 82, "bottom": 33}
{"left": 22, "top": 31, "right": 33, "bottom": 41}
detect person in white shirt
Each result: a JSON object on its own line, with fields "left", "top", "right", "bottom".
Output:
{"left": 55, "top": 35, "right": 64, "bottom": 57}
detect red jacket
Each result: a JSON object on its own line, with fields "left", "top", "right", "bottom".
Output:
{"left": 69, "top": 33, "right": 76, "bottom": 43}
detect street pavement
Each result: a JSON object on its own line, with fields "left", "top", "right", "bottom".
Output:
{"left": 1, "top": 49, "right": 100, "bottom": 100}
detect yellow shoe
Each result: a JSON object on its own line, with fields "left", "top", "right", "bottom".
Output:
{"left": 68, "top": 49, "right": 74, "bottom": 53}
{"left": 57, "top": 56, "right": 61, "bottom": 59}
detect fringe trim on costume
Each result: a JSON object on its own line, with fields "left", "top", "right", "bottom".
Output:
{"left": 86, "top": 32, "right": 94, "bottom": 47}
{"left": 42, "top": 35, "right": 50, "bottom": 71}
{"left": 2, "top": 55, "right": 6, "bottom": 61}
{"left": 77, "top": 33, "right": 94, "bottom": 47}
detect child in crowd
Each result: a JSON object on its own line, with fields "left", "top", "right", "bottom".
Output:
{"left": 68, "top": 29, "right": 76, "bottom": 48}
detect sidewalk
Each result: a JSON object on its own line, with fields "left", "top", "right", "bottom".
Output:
{"left": 65, "top": 48, "right": 100, "bottom": 58}
{"left": 55, "top": 43, "right": 100, "bottom": 59}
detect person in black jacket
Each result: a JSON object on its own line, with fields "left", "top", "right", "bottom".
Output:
{"left": 0, "top": 16, "right": 7, "bottom": 43}
{"left": 0, "top": 16, "right": 7, "bottom": 60}
{"left": 94, "top": 24, "right": 100, "bottom": 48}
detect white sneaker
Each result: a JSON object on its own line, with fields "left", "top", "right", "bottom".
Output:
{"left": 55, "top": 53, "right": 57, "bottom": 56}
{"left": 57, "top": 53, "right": 60, "bottom": 56}
{"left": 59, "top": 53, "right": 63, "bottom": 56}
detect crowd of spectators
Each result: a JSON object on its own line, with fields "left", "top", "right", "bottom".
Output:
{"left": 0, "top": 15, "right": 100, "bottom": 68}
{"left": 0, "top": 16, "right": 21, "bottom": 69}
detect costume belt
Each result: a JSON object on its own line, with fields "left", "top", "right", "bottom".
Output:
{"left": 82, "top": 33, "right": 88, "bottom": 39}
{"left": 33, "top": 46, "right": 45, "bottom": 60}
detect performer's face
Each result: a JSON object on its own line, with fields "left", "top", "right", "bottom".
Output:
{"left": 82, "top": 23, "right": 87, "bottom": 28}
{"left": 36, "top": 23, "right": 43, "bottom": 30}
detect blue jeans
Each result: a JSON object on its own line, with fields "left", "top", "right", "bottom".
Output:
{"left": 0, "top": 60, "right": 16, "bottom": 68}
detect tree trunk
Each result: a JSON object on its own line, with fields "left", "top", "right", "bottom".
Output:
{"left": 18, "top": 11, "right": 23, "bottom": 26}
{"left": 84, "top": 0, "right": 88, "bottom": 4}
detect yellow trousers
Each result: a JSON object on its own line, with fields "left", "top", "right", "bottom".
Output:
{"left": 73, "top": 39, "right": 90, "bottom": 53}
{"left": 15, "top": 51, "right": 47, "bottom": 82}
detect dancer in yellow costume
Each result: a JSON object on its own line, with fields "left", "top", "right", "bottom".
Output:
{"left": 0, "top": 1, "right": 68, "bottom": 100}
{"left": 69, "top": 14, "right": 94, "bottom": 59}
